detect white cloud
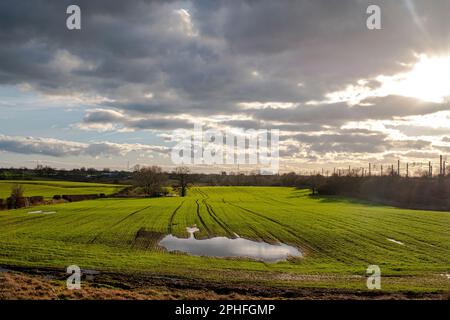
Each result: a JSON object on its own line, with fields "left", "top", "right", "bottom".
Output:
{"left": 0, "top": 134, "right": 168, "bottom": 158}
{"left": 238, "top": 101, "right": 297, "bottom": 110}
{"left": 174, "top": 8, "right": 198, "bottom": 37}
{"left": 322, "top": 54, "right": 450, "bottom": 105}
{"left": 49, "top": 50, "right": 96, "bottom": 74}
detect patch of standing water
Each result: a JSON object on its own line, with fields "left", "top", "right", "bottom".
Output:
{"left": 159, "top": 227, "right": 302, "bottom": 262}
{"left": 387, "top": 238, "right": 404, "bottom": 245}
{"left": 27, "top": 210, "right": 56, "bottom": 214}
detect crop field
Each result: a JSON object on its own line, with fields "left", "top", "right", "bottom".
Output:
{"left": 0, "top": 186, "right": 449, "bottom": 297}
{"left": 0, "top": 180, "right": 126, "bottom": 200}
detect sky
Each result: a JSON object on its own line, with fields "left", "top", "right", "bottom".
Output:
{"left": 1, "top": 0, "right": 450, "bottom": 174}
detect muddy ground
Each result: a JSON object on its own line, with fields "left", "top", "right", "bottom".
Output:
{"left": 0, "top": 266, "right": 448, "bottom": 300}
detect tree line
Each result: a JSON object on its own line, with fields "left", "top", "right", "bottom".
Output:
{"left": 2, "top": 164, "right": 449, "bottom": 210}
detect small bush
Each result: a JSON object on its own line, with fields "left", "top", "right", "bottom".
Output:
{"left": 8, "top": 184, "right": 28, "bottom": 209}
{"left": 10, "top": 184, "right": 24, "bottom": 199}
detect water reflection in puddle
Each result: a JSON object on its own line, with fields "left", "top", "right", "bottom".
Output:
{"left": 386, "top": 238, "right": 404, "bottom": 245}
{"left": 28, "top": 210, "right": 56, "bottom": 214}
{"left": 159, "top": 227, "right": 302, "bottom": 262}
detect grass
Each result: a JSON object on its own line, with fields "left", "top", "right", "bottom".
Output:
{"left": 0, "top": 186, "right": 449, "bottom": 295}
{"left": 0, "top": 180, "right": 126, "bottom": 200}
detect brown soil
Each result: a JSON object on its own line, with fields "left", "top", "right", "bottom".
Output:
{"left": 1, "top": 266, "right": 448, "bottom": 300}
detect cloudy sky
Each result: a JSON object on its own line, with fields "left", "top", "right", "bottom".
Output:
{"left": 1, "top": 0, "right": 450, "bottom": 173}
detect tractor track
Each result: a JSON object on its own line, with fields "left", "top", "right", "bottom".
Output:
{"left": 245, "top": 224, "right": 280, "bottom": 243}
{"left": 89, "top": 204, "right": 153, "bottom": 244}
{"left": 194, "top": 188, "right": 235, "bottom": 237}
{"left": 202, "top": 199, "right": 236, "bottom": 238}
{"left": 223, "top": 200, "right": 318, "bottom": 254}
{"left": 195, "top": 199, "right": 212, "bottom": 237}
{"left": 167, "top": 200, "right": 186, "bottom": 234}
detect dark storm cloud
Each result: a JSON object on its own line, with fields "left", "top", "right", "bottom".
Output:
{"left": 127, "top": 118, "right": 192, "bottom": 130}
{"left": 288, "top": 130, "right": 389, "bottom": 154}
{"left": 282, "top": 129, "right": 433, "bottom": 155}
{"left": 2, "top": 0, "right": 450, "bottom": 110}
{"left": 82, "top": 95, "right": 449, "bottom": 133}
{"left": 1, "top": 0, "right": 450, "bottom": 160}
{"left": 218, "top": 119, "right": 325, "bottom": 132}
{"left": 252, "top": 96, "right": 448, "bottom": 126}
{"left": 82, "top": 108, "right": 193, "bottom": 130}
{"left": 196, "top": 0, "right": 450, "bottom": 94}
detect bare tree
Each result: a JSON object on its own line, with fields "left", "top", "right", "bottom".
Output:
{"left": 173, "top": 166, "right": 190, "bottom": 197}
{"left": 8, "top": 184, "right": 26, "bottom": 209}
{"left": 10, "top": 184, "right": 24, "bottom": 199}
{"left": 133, "top": 166, "right": 166, "bottom": 197}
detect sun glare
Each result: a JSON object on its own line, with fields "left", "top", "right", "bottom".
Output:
{"left": 377, "top": 54, "right": 450, "bottom": 103}
{"left": 324, "top": 54, "right": 450, "bottom": 105}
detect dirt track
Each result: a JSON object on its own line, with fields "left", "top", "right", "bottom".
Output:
{"left": 1, "top": 266, "right": 448, "bottom": 300}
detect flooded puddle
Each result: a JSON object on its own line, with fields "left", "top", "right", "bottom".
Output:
{"left": 0, "top": 267, "right": 11, "bottom": 273}
{"left": 159, "top": 227, "right": 302, "bottom": 262}
{"left": 28, "top": 210, "right": 56, "bottom": 214}
{"left": 81, "top": 269, "right": 100, "bottom": 280}
{"left": 387, "top": 238, "right": 404, "bottom": 245}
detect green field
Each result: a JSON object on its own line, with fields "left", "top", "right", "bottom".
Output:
{"left": 0, "top": 186, "right": 449, "bottom": 295}
{"left": 0, "top": 180, "right": 126, "bottom": 200}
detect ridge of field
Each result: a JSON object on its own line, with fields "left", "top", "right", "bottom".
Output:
{"left": 0, "top": 186, "right": 449, "bottom": 294}
{"left": 0, "top": 180, "right": 127, "bottom": 199}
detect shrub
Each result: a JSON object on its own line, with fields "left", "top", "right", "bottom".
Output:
{"left": 10, "top": 184, "right": 24, "bottom": 199}
{"left": 8, "top": 184, "right": 28, "bottom": 209}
